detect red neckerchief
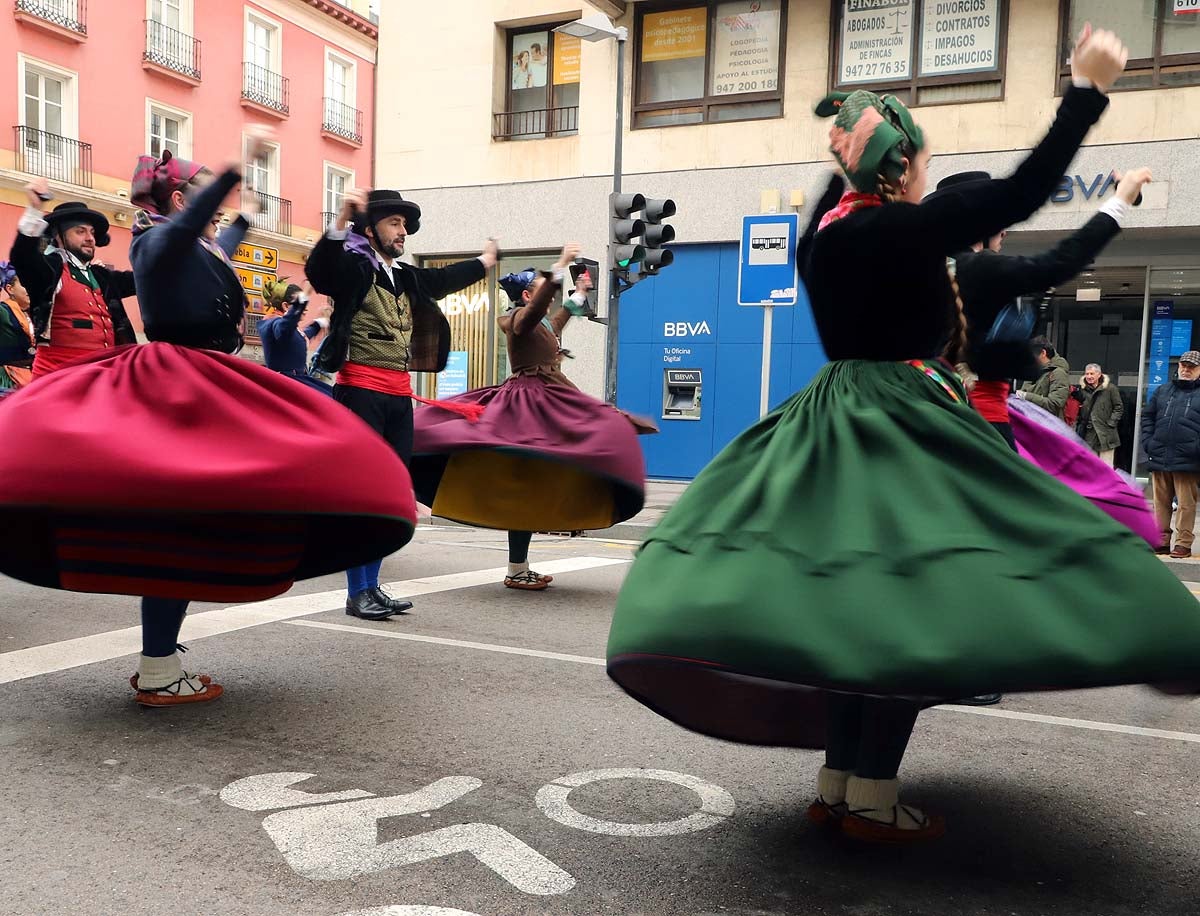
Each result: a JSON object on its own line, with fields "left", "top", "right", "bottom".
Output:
{"left": 818, "top": 191, "right": 884, "bottom": 232}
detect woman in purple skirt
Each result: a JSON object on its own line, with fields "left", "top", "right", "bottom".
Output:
{"left": 412, "top": 243, "right": 651, "bottom": 590}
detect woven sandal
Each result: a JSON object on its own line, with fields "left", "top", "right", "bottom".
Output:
{"left": 134, "top": 674, "right": 224, "bottom": 708}
{"left": 805, "top": 798, "right": 848, "bottom": 827}
{"left": 504, "top": 570, "right": 552, "bottom": 590}
{"left": 842, "top": 804, "right": 946, "bottom": 844}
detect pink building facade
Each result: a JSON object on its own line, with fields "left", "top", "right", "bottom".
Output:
{"left": 0, "top": 0, "right": 377, "bottom": 340}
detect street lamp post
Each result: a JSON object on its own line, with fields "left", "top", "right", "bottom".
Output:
{"left": 554, "top": 14, "right": 628, "bottom": 405}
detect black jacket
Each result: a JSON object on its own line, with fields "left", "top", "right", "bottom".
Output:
{"left": 955, "top": 210, "right": 1120, "bottom": 381}
{"left": 304, "top": 230, "right": 485, "bottom": 374}
{"left": 1142, "top": 379, "right": 1200, "bottom": 473}
{"left": 9, "top": 231, "right": 137, "bottom": 345}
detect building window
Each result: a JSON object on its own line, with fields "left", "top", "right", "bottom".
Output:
{"left": 1059, "top": 1, "right": 1200, "bottom": 91}
{"left": 244, "top": 138, "right": 279, "bottom": 198}
{"left": 147, "top": 101, "right": 190, "bottom": 158}
{"left": 632, "top": 1, "right": 786, "bottom": 129}
{"left": 323, "top": 163, "right": 353, "bottom": 228}
{"left": 323, "top": 50, "right": 361, "bottom": 142}
{"left": 325, "top": 50, "right": 354, "bottom": 106}
{"left": 830, "top": 0, "right": 1007, "bottom": 107}
{"left": 494, "top": 23, "right": 581, "bottom": 140}
{"left": 245, "top": 13, "right": 279, "bottom": 71}
{"left": 16, "top": 56, "right": 89, "bottom": 186}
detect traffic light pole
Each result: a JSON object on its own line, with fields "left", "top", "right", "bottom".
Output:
{"left": 603, "top": 29, "right": 627, "bottom": 406}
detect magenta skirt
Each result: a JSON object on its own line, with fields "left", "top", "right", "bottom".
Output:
{"left": 1008, "top": 396, "right": 1158, "bottom": 547}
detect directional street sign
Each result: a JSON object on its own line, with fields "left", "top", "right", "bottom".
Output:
{"left": 235, "top": 265, "right": 274, "bottom": 294}
{"left": 232, "top": 242, "right": 279, "bottom": 270}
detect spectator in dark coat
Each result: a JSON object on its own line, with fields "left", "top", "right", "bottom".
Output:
{"left": 1141, "top": 350, "right": 1200, "bottom": 558}
{"left": 1074, "top": 362, "right": 1123, "bottom": 465}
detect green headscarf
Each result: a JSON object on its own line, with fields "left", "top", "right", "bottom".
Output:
{"left": 815, "top": 91, "right": 924, "bottom": 194}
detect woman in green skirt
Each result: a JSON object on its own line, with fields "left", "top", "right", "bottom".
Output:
{"left": 607, "top": 27, "right": 1200, "bottom": 844}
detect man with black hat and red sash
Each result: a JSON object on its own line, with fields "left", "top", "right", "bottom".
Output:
{"left": 9, "top": 178, "right": 136, "bottom": 378}
{"left": 306, "top": 188, "right": 498, "bottom": 620}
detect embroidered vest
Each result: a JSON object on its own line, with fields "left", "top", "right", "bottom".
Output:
{"left": 48, "top": 260, "right": 115, "bottom": 351}
{"left": 347, "top": 273, "right": 413, "bottom": 372}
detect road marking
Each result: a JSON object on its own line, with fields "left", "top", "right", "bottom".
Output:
{"left": 286, "top": 623, "right": 1200, "bottom": 746}
{"left": 287, "top": 621, "right": 609, "bottom": 668}
{"left": 535, "top": 768, "right": 735, "bottom": 837}
{"left": 226, "top": 773, "right": 575, "bottom": 894}
{"left": 220, "top": 772, "right": 375, "bottom": 812}
{"left": 0, "top": 556, "right": 629, "bottom": 685}
{"left": 936, "top": 704, "right": 1200, "bottom": 743}
{"left": 337, "top": 909, "right": 483, "bottom": 916}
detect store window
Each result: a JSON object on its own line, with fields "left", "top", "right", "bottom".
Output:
{"left": 633, "top": 0, "right": 786, "bottom": 128}
{"left": 1059, "top": 1, "right": 1200, "bottom": 91}
{"left": 494, "top": 25, "right": 581, "bottom": 140}
{"left": 831, "top": 0, "right": 1007, "bottom": 106}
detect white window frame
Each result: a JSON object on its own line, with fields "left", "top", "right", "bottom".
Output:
{"left": 324, "top": 48, "right": 356, "bottom": 108}
{"left": 244, "top": 9, "right": 283, "bottom": 74}
{"left": 243, "top": 135, "right": 281, "bottom": 199}
{"left": 146, "top": 0, "right": 194, "bottom": 34}
{"left": 16, "top": 54, "right": 79, "bottom": 142}
{"left": 146, "top": 99, "right": 192, "bottom": 159}
{"left": 323, "top": 161, "right": 355, "bottom": 218}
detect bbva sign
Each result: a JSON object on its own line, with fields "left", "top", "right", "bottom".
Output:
{"left": 664, "top": 321, "right": 712, "bottom": 337}
{"left": 1051, "top": 171, "right": 1119, "bottom": 204}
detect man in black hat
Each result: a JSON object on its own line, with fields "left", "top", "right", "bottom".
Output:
{"left": 9, "top": 178, "right": 136, "bottom": 377}
{"left": 306, "top": 187, "right": 498, "bottom": 620}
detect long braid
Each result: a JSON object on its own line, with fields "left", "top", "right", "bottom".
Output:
{"left": 943, "top": 266, "right": 969, "bottom": 366}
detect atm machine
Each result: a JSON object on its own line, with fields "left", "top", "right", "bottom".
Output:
{"left": 663, "top": 368, "right": 702, "bottom": 420}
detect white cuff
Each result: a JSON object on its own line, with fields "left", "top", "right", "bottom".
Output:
{"left": 550, "top": 265, "right": 568, "bottom": 286}
{"left": 295, "top": 293, "right": 310, "bottom": 306}
{"left": 18, "top": 205, "right": 48, "bottom": 237}
{"left": 1100, "top": 197, "right": 1131, "bottom": 225}
{"left": 568, "top": 291, "right": 588, "bottom": 307}
{"left": 315, "top": 317, "right": 329, "bottom": 329}
{"left": 1071, "top": 76, "right": 1094, "bottom": 90}
{"left": 326, "top": 226, "right": 349, "bottom": 241}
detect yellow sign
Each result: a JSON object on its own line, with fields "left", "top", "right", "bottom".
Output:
{"left": 553, "top": 33, "right": 581, "bottom": 85}
{"left": 246, "top": 293, "right": 266, "bottom": 315}
{"left": 235, "top": 265, "right": 274, "bottom": 294}
{"left": 231, "top": 242, "right": 279, "bottom": 270}
{"left": 641, "top": 8, "right": 707, "bottom": 63}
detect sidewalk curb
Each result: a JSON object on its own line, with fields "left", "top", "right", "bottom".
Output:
{"left": 1163, "top": 558, "right": 1200, "bottom": 583}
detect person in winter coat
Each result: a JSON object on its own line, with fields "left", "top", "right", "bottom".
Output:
{"left": 1141, "top": 350, "right": 1200, "bottom": 558}
{"left": 1017, "top": 337, "right": 1070, "bottom": 419}
{"left": 1073, "top": 362, "right": 1123, "bottom": 464}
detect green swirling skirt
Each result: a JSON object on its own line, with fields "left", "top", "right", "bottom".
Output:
{"left": 607, "top": 360, "right": 1200, "bottom": 748}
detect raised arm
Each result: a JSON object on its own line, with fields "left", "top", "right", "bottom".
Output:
{"left": 140, "top": 168, "right": 242, "bottom": 268}
{"left": 906, "top": 28, "right": 1127, "bottom": 253}
{"left": 509, "top": 243, "right": 580, "bottom": 337}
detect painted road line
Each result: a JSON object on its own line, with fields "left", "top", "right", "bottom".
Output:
{"left": 936, "top": 705, "right": 1200, "bottom": 744}
{"left": 0, "top": 556, "right": 629, "bottom": 685}
{"left": 287, "top": 620, "right": 609, "bottom": 668}
{"left": 286, "top": 622, "right": 1200, "bottom": 746}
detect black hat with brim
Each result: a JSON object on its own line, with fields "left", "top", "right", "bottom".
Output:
{"left": 358, "top": 189, "right": 421, "bottom": 236}
{"left": 922, "top": 170, "right": 992, "bottom": 206}
{"left": 44, "top": 201, "right": 111, "bottom": 247}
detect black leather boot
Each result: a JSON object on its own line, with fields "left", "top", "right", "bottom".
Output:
{"left": 346, "top": 590, "right": 394, "bottom": 620}
{"left": 371, "top": 586, "right": 413, "bottom": 615}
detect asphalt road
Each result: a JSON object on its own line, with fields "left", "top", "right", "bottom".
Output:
{"left": 2, "top": 526, "right": 1199, "bottom": 916}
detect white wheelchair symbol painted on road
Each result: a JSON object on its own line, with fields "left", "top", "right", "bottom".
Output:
{"left": 535, "top": 768, "right": 736, "bottom": 836}
{"left": 220, "top": 767, "right": 734, "bottom": 901}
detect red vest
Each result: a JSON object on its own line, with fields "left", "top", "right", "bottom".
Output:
{"left": 48, "top": 260, "right": 115, "bottom": 350}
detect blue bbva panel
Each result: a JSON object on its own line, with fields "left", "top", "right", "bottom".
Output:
{"left": 616, "top": 243, "right": 828, "bottom": 480}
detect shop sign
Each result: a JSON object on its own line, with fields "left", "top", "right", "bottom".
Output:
{"left": 641, "top": 8, "right": 708, "bottom": 63}
{"left": 1175, "top": 0, "right": 1200, "bottom": 15}
{"left": 1050, "top": 171, "right": 1119, "bottom": 204}
{"left": 710, "top": 0, "right": 782, "bottom": 96}
{"left": 919, "top": 0, "right": 1000, "bottom": 77}
{"left": 839, "top": 0, "right": 914, "bottom": 85}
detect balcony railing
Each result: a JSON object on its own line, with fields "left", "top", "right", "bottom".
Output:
{"left": 321, "top": 211, "right": 337, "bottom": 231}
{"left": 242, "top": 62, "right": 289, "bottom": 116}
{"left": 249, "top": 191, "right": 292, "bottom": 236}
{"left": 492, "top": 106, "right": 578, "bottom": 140}
{"left": 13, "top": 126, "right": 93, "bottom": 188}
{"left": 322, "top": 97, "right": 362, "bottom": 144}
{"left": 14, "top": 0, "right": 86, "bottom": 36}
{"left": 144, "top": 19, "right": 201, "bottom": 80}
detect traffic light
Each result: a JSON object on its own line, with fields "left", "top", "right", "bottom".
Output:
{"left": 640, "top": 197, "right": 676, "bottom": 275}
{"left": 610, "top": 192, "right": 646, "bottom": 275}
